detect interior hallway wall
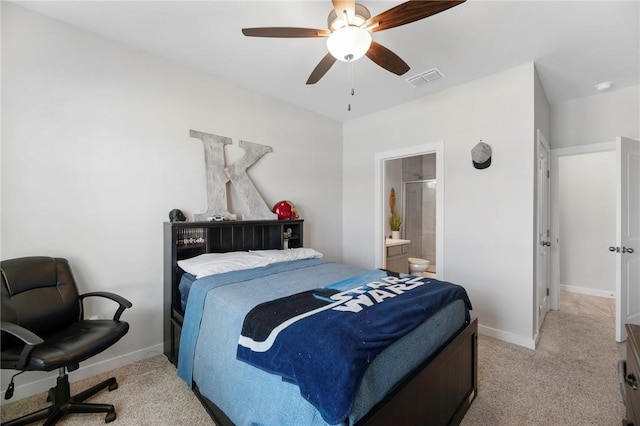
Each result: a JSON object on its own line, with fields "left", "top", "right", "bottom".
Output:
{"left": 550, "top": 86, "right": 639, "bottom": 149}
{"left": 558, "top": 151, "right": 616, "bottom": 296}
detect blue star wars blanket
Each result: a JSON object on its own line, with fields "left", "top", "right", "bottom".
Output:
{"left": 237, "top": 272, "right": 472, "bottom": 424}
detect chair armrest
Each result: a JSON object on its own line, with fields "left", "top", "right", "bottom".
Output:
{"left": 79, "top": 292, "right": 133, "bottom": 321}
{"left": 0, "top": 321, "right": 44, "bottom": 370}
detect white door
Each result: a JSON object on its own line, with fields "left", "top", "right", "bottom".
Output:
{"left": 616, "top": 136, "right": 640, "bottom": 342}
{"left": 537, "top": 131, "right": 551, "bottom": 334}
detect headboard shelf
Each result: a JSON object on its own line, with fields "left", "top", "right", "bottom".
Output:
{"left": 163, "top": 219, "right": 304, "bottom": 364}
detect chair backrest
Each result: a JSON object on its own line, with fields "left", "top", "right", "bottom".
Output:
{"left": 1, "top": 257, "right": 81, "bottom": 340}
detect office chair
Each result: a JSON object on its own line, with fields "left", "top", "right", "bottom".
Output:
{"left": 1, "top": 256, "right": 132, "bottom": 425}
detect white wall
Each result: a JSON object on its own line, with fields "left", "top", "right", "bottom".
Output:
{"left": 343, "top": 63, "right": 537, "bottom": 347}
{"left": 558, "top": 151, "right": 616, "bottom": 296}
{"left": 550, "top": 85, "right": 640, "bottom": 149}
{"left": 1, "top": 3, "right": 343, "bottom": 400}
{"left": 534, "top": 70, "right": 550, "bottom": 141}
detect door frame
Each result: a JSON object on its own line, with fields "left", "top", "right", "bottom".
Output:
{"left": 374, "top": 141, "right": 444, "bottom": 277}
{"left": 549, "top": 141, "right": 615, "bottom": 310}
{"left": 535, "top": 129, "right": 551, "bottom": 340}
{"left": 616, "top": 136, "right": 640, "bottom": 341}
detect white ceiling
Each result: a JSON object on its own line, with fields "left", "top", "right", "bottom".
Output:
{"left": 11, "top": 0, "right": 640, "bottom": 122}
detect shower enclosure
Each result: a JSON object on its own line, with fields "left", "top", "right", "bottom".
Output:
{"left": 403, "top": 180, "right": 436, "bottom": 272}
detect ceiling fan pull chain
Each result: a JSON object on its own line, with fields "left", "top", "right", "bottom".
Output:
{"left": 349, "top": 57, "right": 354, "bottom": 95}
{"left": 347, "top": 57, "right": 355, "bottom": 111}
{"left": 347, "top": 56, "right": 355, "bottom": 111}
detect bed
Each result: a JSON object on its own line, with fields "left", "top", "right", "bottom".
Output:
{"left": 163, "top": 219, "right": 477, "bottom": 426}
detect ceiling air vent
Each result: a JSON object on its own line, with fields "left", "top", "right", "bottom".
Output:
{"left": 405, "top": 68, "right": 445, "bottom": 89}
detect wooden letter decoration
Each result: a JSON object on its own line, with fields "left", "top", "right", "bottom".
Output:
{"left": 190, "top": 130, "right": 277, "bottom": 221}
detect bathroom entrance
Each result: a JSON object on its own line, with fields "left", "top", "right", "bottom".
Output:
{"left": 376, "top": 142, "right": 443, "bottom": 278}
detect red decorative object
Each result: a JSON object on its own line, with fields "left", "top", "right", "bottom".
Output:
{"left": 272, "top": 200, "right": 299, "bottom": 220}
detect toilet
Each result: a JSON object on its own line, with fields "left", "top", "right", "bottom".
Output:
{"left": 408, "top": 258, "right": 430, "bottom": 275}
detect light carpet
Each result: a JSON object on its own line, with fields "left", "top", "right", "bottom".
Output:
{"left": 1, "top": 295, "right": 626, "bottom": 425}
{"left": 461, "top": 306, "right": 626, "bottom": 425}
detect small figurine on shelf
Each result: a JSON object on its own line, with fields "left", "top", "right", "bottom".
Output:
{"left": 169, "top": 209, "right": 186, "bottom": 222}
{"left": 283, "top": 228, "right": 293, "bottom": 239}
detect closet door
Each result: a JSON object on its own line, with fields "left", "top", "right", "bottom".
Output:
{"left": 616, "top": 137, "right": 640, "bottom": 341}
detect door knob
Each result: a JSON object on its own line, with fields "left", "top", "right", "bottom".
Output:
{"left": 611, "top": 246, "right": 636, "bottom": 254}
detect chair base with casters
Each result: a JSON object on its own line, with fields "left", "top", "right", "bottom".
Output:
{"left": 2, "top": 367, "right": 119, "bottom": 426}
{"left": 1, "top": 256, "right": 132, "bottom": 426}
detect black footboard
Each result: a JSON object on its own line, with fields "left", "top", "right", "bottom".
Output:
{"left": 191, "top": 318, "right": 478, "bottom": 426}
{"left": 358, "top": 317, "right": 478, "bottom": 426}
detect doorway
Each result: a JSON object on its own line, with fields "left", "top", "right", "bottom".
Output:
{"left": 373, "top": 142, "right": 444, "bottom": 277}
{"left": 558, "top": 151, "right": 616, "bottom": 297}
{"left": 551, "top": 141, "right": 615, "bottom": 309}
{"left": 551, "top": 137, "right": 640, "bottom": 342}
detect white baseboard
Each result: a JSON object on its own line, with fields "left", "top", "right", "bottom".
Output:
{"left": 1, "top": 344, "right": 164, "bottom": 404}
{"left": 4, "top": 326, "right": 538, "bottom": 404}
{"left": 560, "top": 284, "right": 615, "bottom": 299}
{"left": 478, "top": 324, "right": 536, "bottom": 350}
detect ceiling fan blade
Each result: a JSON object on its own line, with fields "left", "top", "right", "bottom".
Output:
{"left": 332, "top": 0, "right": 356, "bottom": 22}
{"left": 365, "top": 41, "right": 410, "bottom": 76}
{"left": 364, "top": 0, "right": 465, "bottom": 33}
{"left": 242, "top": 27, "right": 330, "bottom": 38}
{"left": 306, "top": 53, "right": 337, "bottom": 85}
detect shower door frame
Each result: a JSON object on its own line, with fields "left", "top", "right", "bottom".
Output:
{"left": 403, "top": 179, "right": 438, "bottom": 271}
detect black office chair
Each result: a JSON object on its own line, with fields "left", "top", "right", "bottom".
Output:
{"left": 1, "top": 256, "right": 132, "bottom": 425}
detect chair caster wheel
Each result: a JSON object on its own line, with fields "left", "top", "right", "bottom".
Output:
{"left": 105, "top": 411, "right": 116, "bottom": 423}
{"left": 108, "top": 382, "right": 118, "bottom": 391}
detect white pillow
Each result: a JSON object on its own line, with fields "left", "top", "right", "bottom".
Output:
{"left": 177, "top": 252, "right": 269, "bottom": 279}
{"left": 250, "top": 248, "right": 323, "bottom": 263}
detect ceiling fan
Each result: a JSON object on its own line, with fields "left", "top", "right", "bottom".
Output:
{"left": 242, "top": 0, "right": 466, "bottom": 85}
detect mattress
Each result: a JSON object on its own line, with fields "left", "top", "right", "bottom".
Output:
{"left": 177, "top": 259, "right": 470, "bottom": 426}
{"left": 178, "top": 272, "right": 196, "bottom": 312}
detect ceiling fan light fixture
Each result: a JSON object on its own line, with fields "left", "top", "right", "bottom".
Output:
{"left": 327, "top": 26, "right": 372, "bottom": 62}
